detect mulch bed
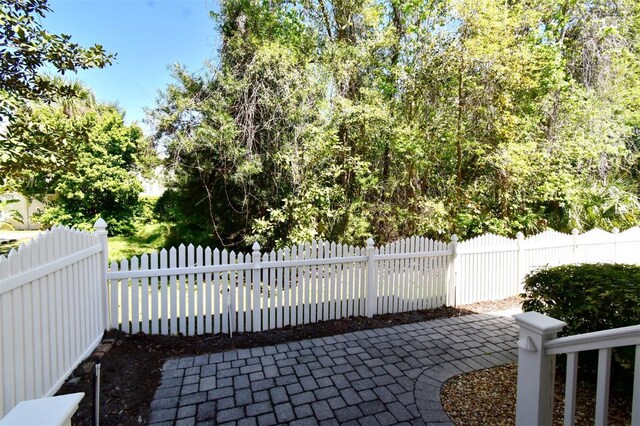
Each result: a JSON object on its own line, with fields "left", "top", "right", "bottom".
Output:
{"left": 57, "top": 305, "right": 476, "bottom": 425}
{"left": 441, "top": 363, "right": 633, "bottom": 426}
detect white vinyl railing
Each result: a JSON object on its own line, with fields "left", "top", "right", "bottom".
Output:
{"left": 0, "top": 221, "right": 108, "bottom": 418}
{"left": 514, "top": 312, "right": 639, "bottom": 426}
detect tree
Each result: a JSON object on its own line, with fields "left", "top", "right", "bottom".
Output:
{"left": 5, "top": 82, "right": 150, "bottom": 235}
{"left": 0, "top": 0, "right": 114, "bottom": 118}
{"left": 152, "top": 0, "right": 640, "bottom": 250}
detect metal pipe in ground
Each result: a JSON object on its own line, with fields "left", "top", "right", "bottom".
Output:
{"left": 93, "top": 360, "right": 101, "bottom": 426}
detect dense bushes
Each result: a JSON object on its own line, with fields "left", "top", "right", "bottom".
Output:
{"left": 522, "top": 263, "right": 640, "bottom": 379}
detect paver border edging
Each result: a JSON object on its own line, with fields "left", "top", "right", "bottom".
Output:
{"left": 414, "top": 350, "right": 517, "bottom": 426}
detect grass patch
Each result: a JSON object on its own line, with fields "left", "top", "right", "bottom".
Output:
{"left": 108, "top": 223, "right": 170, "bottom": 263}
{"left": 0, "top": 231, "right": 42, "bottom": 256}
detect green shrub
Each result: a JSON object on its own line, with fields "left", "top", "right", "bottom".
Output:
{"left": 134, "top": 195, "right": 160, "bottom": 226}
{"left": 522, "top": 263, "right": 640, "bottom": 386}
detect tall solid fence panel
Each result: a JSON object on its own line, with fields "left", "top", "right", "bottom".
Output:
{"left": 616, "top": 226, "right": 640, "bottom": 263}
{"left": 0, "top": 225, "right": 106, "bottom": 418}
{"left": 455, "top": 234, "right": 519, "bottom": 305}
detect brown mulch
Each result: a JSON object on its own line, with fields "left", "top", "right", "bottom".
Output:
{"left": 57, "top": 305, "right": 476, "bottom": 425}
{"left": 457, "top": 294, "right": 523, "bottom": 314}
{"left": 441, "top": 363, "right": 633, "bottom": 425}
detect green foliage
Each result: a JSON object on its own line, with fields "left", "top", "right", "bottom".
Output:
{"left": 0, "top": 198, "right": 23, "bottom": 230}
{"left": 522, "top": 263, "right": 640, "bottom": 376}
{"left": 107, "top": 222, "right": 170, "bottom": 263}
{"left": 4, "top": 82, "right": 152, "bottom": 235}
{"left": 0, "top": 0, "right": 114, "bottom": 118}
{"left": 151, "top": 0, "right": 640, "bottom": 250}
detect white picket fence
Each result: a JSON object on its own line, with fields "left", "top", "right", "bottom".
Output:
{"left": 2, "top": 220, "right": 639, "bottom": 419}
{"left": 107, "top": 226, "right": 640, "bottom": 336}
{"left": 106, "top": 238, "right": 453, "bottom": 336}
{"left": 0, "top": 221, "right": 108, "bottom": 418}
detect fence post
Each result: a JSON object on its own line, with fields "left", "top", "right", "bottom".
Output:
{"left": 446, "top": 235, "right": 458, "bottom": 307}
{"left": 516, "top": 232, "right": 525, "bottom": 294}
{"left": 252, "top": 242, "right": 262, "bottom": 332}
{"left": 571, "top": 228, "right": 579, "bottom": 263}
{"left": 93, "top": 218, "right": 109, "bottom": 330}
{"left": 365, "top": 238, "right": 377, "bottom": 318}
{"left": 513, "top": 312, "right": 566, "bottom": 426}
{"left": 612, "top": 228, "right": 619, "bottom": 263}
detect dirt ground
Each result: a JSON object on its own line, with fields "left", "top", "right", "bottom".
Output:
{"left": 58, "top": 296, "right": 630, "bottom": 425}
{"left": 57, "top": 305, "right": 477, "bottom": 425}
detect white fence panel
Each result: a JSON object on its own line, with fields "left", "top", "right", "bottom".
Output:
{"left": 522, "top": 229, "right": 575, "bottom": 273}
{"left": 456, "top": 234, "right": 518, "bottom": 305}
{"left": 575, "top": 228, "right": 616, "bottom": 264}
{"left": 616, "top": 226, "right": 640, "bottom": 264}
{"left": 0, "top": 226, "right": 106, "bottom": 418}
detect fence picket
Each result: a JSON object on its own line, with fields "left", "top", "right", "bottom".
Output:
{"left": 195, "top": 246, "right": 203, "bottom": 335}
{"left": 178, "top": 245, "right": 187, "bottom": 335}
{"left": 210, "top": 248, "right": 217, "bottom": 334}
{"left": 276, "top": 249, "right": 283, "bottom": 329}
{"left": 141, "top": 255, "right": 150, "bottom": 334}
{"left": 283, "top": 248, "right": 290, "bottom": 327}
{"left": 187, "top": 245, "right": 195, "bottom": 336}
{"left": 221, "top": 250, "right": 230, "bottom": 334}
{"left": 294, "top": 244, "right": 302, "bottom": 326}
{"left": 120, "top": 259, "right": 129, "bottom": 334}
{"left": 131, "top": 256, "right": 140, "bottom": 334}
{"left": 160, "top": 249, "right": 168, "bottom": 334}
{"left": 151, "top": 252, "right": 159, "bottom": 334}
{"left": 268, "top": 251, "right": 276, "bottom": 330}
{"left": 169, "top": 248, "right": 177, "bottom": 335}
{"left": 329, "top": 242, "right": 336, "bottom": 320}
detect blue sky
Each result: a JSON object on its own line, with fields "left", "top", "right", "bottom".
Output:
{"left": 44, "top": 0, "right": 220, "bottom": 130}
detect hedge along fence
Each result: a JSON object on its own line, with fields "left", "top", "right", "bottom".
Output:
{"left": 106, "top": 226, "right": 640, "bottom": 336}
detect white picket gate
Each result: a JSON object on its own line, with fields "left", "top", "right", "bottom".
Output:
{"left": 0, "top": 221, "right": 108, "bottom": 418}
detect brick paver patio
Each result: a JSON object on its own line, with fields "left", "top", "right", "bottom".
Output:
{"left": 149, "top": 313, "right": 518, "bottom": 426}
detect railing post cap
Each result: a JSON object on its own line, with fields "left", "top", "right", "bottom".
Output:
{"left": 514, "top": 312, "right": 567, "bottom": 335}
{"left": 366, "top": 237, "right": 375, "bottom": 246}
{"left": 94, "top": 218, "right": 107, "bottom": 230}
{"left": 451, "top": 234, "right": 458, "bottom": 243}
{"left": 571, "top": 228, "right": 579, "bottom": 235}
{"left": 252, "top": 242, "right": 261, "bottom": 251}
{"left": 516, "top": 231, "right": 524, "bottom": 240}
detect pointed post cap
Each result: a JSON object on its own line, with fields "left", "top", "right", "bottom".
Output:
{"left": 571, "top": 228, "right": 579, "bottom": 235}
{"left": 612, "top": 228, "right": 619, "bottom": 234}
{"left": 451, "top": 234, "right": 458, "bottom": 243}
{"left": 516, "top": 231, "right": 524, "bottom": 240}
{"left": 94, "top": 218, "right": 107, "bottom": 231}
{"left": 366, "top": 238, "right": 375, "bottom": 247}
{"left": 252, "top": 242, "right": 261, "bottom": 252}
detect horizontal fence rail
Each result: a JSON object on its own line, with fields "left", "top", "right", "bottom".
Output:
{"left": 0, "top": 223, "right": 107, "bottom": 418}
